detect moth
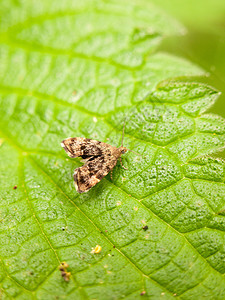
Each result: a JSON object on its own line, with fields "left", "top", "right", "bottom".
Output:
{"left": 61, "top": 137, "right": 128, "bottom": 193}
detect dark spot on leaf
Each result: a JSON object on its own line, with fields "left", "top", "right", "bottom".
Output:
{"left": 13, "top": 185, "right": 17, "bottom": 189}
{"left": 142, "top": 225, "right": 148, "bottom": 231}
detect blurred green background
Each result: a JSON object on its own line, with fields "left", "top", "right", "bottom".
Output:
{"left": 152, "top": 0, "right": 225, "bottom": 157}
{"left": 152, "top": 0, "right": 225, "bottom": 116}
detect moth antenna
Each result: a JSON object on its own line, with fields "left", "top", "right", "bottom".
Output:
{"left": 126, "top": 148, "right": 143, "bottom": 157}
{"left": 121, "top": 118, "right": 126, "bottom": 147}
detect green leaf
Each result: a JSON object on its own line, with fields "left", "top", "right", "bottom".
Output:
{"left": 0, "top": 1, "right": 224, "bottom": 299}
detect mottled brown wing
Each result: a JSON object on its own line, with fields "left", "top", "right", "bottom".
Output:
{"left": 61, "top": 137, "right": 113, "bottom": 158}
{"left": 74, "top": 155, "right": 118, "bottom": 193}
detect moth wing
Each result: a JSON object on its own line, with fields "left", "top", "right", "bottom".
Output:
{"left": 74, "top": 155, "right": 118, "bottom": 193}
{"left": 61, "top": 137, "right": 114, "bottom": 158}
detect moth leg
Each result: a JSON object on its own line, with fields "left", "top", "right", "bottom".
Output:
{"left": 120, "top": 157, "right": 128, "bottom": 170}
{"left": 110, "top": 170, "right": 113, "bottom": 181}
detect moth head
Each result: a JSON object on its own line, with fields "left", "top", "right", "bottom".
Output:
{"left": 120, "top": 147, "right": 127, "bottom": 154}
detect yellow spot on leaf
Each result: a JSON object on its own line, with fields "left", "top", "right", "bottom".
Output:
{"left": 91, "top": 245, "right": 102, "bottom": 254}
